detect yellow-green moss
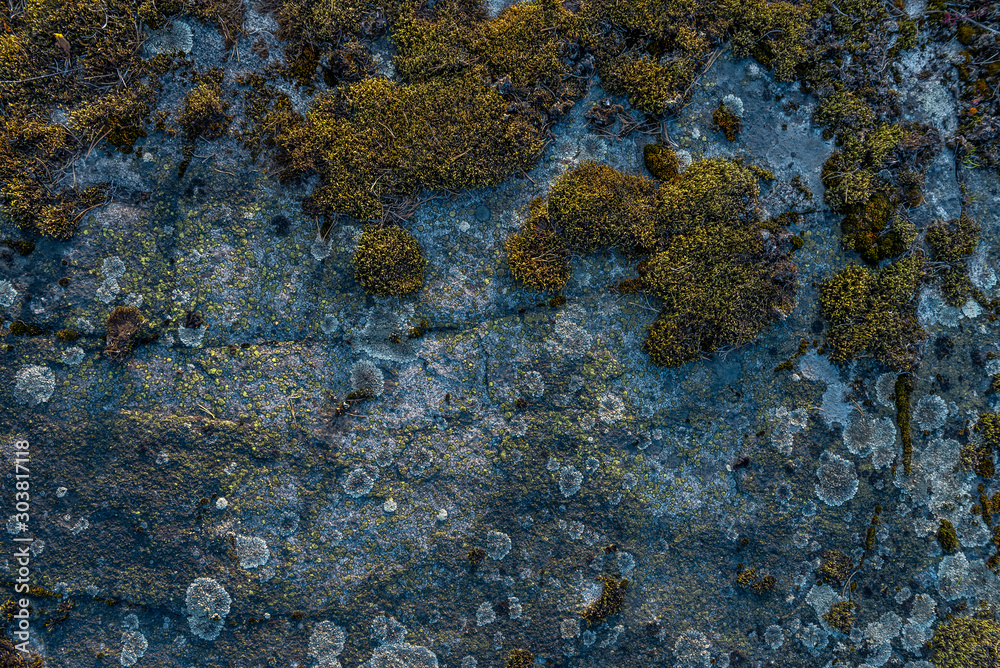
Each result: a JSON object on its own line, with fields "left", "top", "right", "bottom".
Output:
{"left": 937, "top": 518, "right": 959, "bottom": 553}
{"left": 505, "top": 204, "right": 571, "bottom": 293}
{"left": 353, "top": 226, "right": 426, "bottom": 297}
{"left": 931, "top": 616, "right": 1000, "bottom": 668}
{"left": 598, "top": 54, "right": 688, "bottom": 116}
{"left": 655, "top": 158, "right": 762, "bottom": 234}
{"left": 729, "top": 0, "right": 813, "bottom": 81}
{"left": 641, "top": 221, "right": 797, "bottom": 367}
{"left": 818, "top": 256, "right": 925, "bottom": 370}
{"left": 818, "top": 549, "right": 854, "bottom": 584}
{"left": 505, "top": 648, "right": 535, "bottom": 668}
{"left": 823, "top": 601, "right": 855, "bottom": 634}
{"left": 840, "top": 191, "right": 914, "bottom": 265}
{"left": 278, "top": 71, "right": 544, "bottom": 221}
{"left": 178, "top": 73, "right": 232, "bottom": 141}
{"left": 643, "top": 143, "right": 680, "bottom": 182}
{"left": 821, "top": 124, "right": 906, "bottom": 211}
{"left": 547, "top": 161, "right": 657, "bottom": 251}
{"left": 69, "top": 84, "right": 153, "bottom": 152}
{"left": 926, "top": 214, "right": 980, "bottom": 307}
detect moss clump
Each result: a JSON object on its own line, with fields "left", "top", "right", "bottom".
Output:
{"left": 581, "top": 575, "right": 627, "bottom": 623}
{"left": 278, "top": 71, "right": 543, "bottom": 221}
{"left": 713, "top": 102, "right": 742, "bottom": 142}
{"left": 729, "top": 0, "right": 813, "bottom": 80}
{"left": 823, "top": 601, "right": 855, "bottom": 634}
{"left": 736, "top": 566, "right": 775, "bottom": 594}
{"left": 641, "top": 221, "right": 797, "bottom": 367}
{"left": 353, "top": 226, "right": 426, "bottom": 297}
{"left": 598, "top": 54, "right": 687, "bottom": 116}
{"left": 55, "top": 329, "right": 81, "bottom": 342}
{"left": 818, "top": 257, "right": 925, "bottom": 370}
{"left": 840, "top": 192, "right": 915, "bottom": 265}
{"left": 9, "top": 322, "right": 46, "bottom": 336}
{"left": 736, "top": 566, "right": 760, "bottom": 590}
{"left": 931, "top": 616, "right": 1000, "bottom": 668}
{"left": 505, "top": 648, "right": 535, "bottom": 668}
{"left": 655, "top": 158, "right": 761, "bottom": 234}
{"left": 69, "top": 84, "right": 153, "bottom": 153}
{"left": 643, "top": 144, "right": 681, "bottom": 182}
{"left": 105, "top": 306, "right": 146, "bottom": 360}
{"left": 547, "top": 162, "right": 657, "bottom": 252}
{"left": 821, "top": 124, "right": 906, "bottom": 211}
{"left": 505, "top": 203, "right": 570, "bottom": 293}
{"left": 1, "top": 239, "right": 34, "bottom": 256}
{"left": 818, "top": 549, "right": 854, "bottom": 584}
{"left": 926, "top": 215, "right": 981, "bottom": 307}
{"left": 813, "top": 90, "right": 875, "bottom": 141}
{"left": 937, "top": 519, "right": 959, "bottom": 553}
{"left": 178, "top": 72, "right": 232, "bottom": 141}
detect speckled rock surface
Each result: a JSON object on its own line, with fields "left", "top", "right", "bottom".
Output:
{"left": 2, "top": 12, "right": 1000, "bottom": 668}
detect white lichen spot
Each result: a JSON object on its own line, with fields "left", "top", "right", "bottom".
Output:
{"left": 383, "top": 498, "right": 397, "bottom": 514}
{"left": 598, "top": 392, "right": 625, "bottom": 424}
{"left": 560, "top": 618, "right": 580, "bottom": 639}
{"left": 155, "top": 451, "right": 169, "bottom": 465}
{"left": 14, "top": 364, "right": 55, "bottom": 406}
{"left": 506, "top": 597, "right": 522, "bottom": 619}
{"left": 71, "top": 517, "right": 90, "bottom": 535}
{"left": 96, "top": 278, "right": 120, "bottom": 303}
{"left": 875, "top": 373, "right": 898, "bottom": 407}
{"left": 215, "top": 497, "right": 228, "bottom": 510}
{"left": 61, "top": 346, "right": 85, "bottom": 365}
{"left": 559, "top": 466, "right": 583, "bottom": 498}
{"left": 914, "top": 395, "right": 948, "bottom": 432}
{"left": 55, "top": 487, "right": 67, "bottom": 498}
{"left": 178, "top": 324, "right": 206, "bottom": 347}
{"left": 673, "top": 629, "right": 712, "bottom": 667}
{"left": 144, "top": 20, "right": 193, "bottom": 56}
{"left": 350, "top": 360, "right": 385, "bottom": 398}
{"left": 235, "top": 535, "right": 269, "bottom": 569}
{"left": 815, "top": 452, "right": 858, "bottom": 506}
{"left": 0, "top": 280, "right": 16, "bottom": 308}
{"left": 721, "top": 93, "right": 744, "bottom": 118}
{"left": 475, "top": 602, "right": 495, "bottom": 626}
{"left": 523, "top": 370, "right": 545, "bottom": 397}
{"left": 486, "top": 530, "right": 511, "bottom": 560}
{"left": 185, "top": 578, "right": 231, "bottom": 641}
{"left": 321, "top": 314, "right": 340, "bottom": 335}
{"left": 309, "top": 621, "right": 346, "bottom": 667}
{"left": 124, "top": 292, "right": 144, "bottom": 308}
{"left": 102, "top": 256, "right": 126, "bottom": 279}
{"left": 343, "top": 467, "right": 376, "bottom": 498}
{"left": 764, "top": 625, "right": 784, "bottom": 650}
{"left": 120, "top": 629, "right": 148, "bottom": 667}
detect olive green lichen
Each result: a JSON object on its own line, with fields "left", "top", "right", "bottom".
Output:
{"left": 581, "top": 575, "right": 627, "bottom": 623}
{"left": 937, "top": 518, "right": 959, "bottom": 553}
{"left": 823, "top": 601, "right": 855, "bottom": 634}
{"left": 931, "top": 616, "right": 1000, "bottom": 668}
{"left": 352, "top": 226, "right": 426, "bottom": 297}
{"left": 818, "top": 257, "right": 925, "bottom": 370}
{"left": 926, "top": 214, "right": 981, "bottom": 307}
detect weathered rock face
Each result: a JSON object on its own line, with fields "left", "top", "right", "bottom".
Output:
{"left": 2, "top": 4, "right": 1000, "bottom": 668}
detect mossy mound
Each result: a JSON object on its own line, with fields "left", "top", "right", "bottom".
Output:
{"left": 819, "top": 256, "right": 925, "bottom": 370}
{"left": 936, "top": 518, "right": 959, "bottom": 553}
{"left": 643, "top": 143, "right": 680, "bottom": 182}
{"left": 655, "top": 158, "right": 761, "bottom": 234}
{"left": 353, "top": 226, "right": 426, "bottom": 297}
{"left": 840, "top": 191, "right": 915, "bottom": 265}
{"left": 178, "top": 72, "right": 233, "bottom": 141}
{"left": 926, "top": 214, "right": 980, "bottom": 307}
{"left": 641, "top": 221, "right": 797, "bottom": 367}
{"left": 823, "top": 601, "right": 855, "bottom": 634}
{"left": 278, "top": 71, "right": 544, "bottom": 221}
{"left": 821, "top": 124, "right": 905, "bottom": 211}
{"left": 505, "top": 207, "right": 571, "bottom": 293}
{"left": 505, "top": 648, "right": 535, "bottom": 668}
{"left": 931, "top": 616, "right": 1000, "bottom": 668}
{"left": 547, "top": 161, "right": 657, "bottom": 251}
